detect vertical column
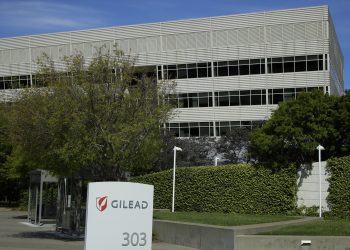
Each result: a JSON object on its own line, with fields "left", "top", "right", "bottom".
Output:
{"left": 38, "top": 171, "right": 43, "bottom": 225}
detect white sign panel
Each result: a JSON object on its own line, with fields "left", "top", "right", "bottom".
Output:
{"left": 84, "top": 182, "right": 154, "bottom": 250}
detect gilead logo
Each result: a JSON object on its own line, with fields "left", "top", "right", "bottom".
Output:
{"left": 96, "top": 196, "right": 108, "bottom": 212}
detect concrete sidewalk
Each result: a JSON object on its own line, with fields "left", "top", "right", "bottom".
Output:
{"left": 0, "top": 210, "right": 197, "bottom": 250}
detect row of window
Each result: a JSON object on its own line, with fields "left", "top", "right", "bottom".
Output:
{"left": 159, "top": 54, "right": 327, "bottom": 80}
{"left": 0, "top": 66, "right": 158, "bottom": 90}
{"left": 166, "top": 86, "right": 324, "bottom": 108}
{"left": 0, "top": 74, "right": 60, "bottom": 90}
{"left": 165, "top": 120, "right": 263, "bottom": 137}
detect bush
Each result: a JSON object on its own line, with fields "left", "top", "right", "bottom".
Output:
{"left": 131, "top": 164, "right": 297, "bottom": 214}
{"left": 326, "top": 156, "right": 350, "bottom": 218}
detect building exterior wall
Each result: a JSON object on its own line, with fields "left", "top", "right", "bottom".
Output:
{"left": 0, "top": 5, "right": 344, "bottom": 136}
{"left": 297, "top": 161, "right": 329, "bottom": 211}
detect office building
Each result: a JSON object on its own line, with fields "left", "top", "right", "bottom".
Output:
{"left": 0, "top": 5, "right": 344, "bottom": 137}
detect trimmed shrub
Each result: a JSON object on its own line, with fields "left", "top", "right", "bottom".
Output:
{"left": 326, "top": 156, "right": 350, "bottom": 218}
{"left": 131, "top": 164, "right": 297, "bottom": 214}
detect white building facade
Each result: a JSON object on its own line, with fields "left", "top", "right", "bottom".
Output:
{"left": 0, "top": 5, "right": 344, "bottom": 137}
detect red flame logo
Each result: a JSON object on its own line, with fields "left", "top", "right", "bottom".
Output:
{"left": 96, "top": 196, "right": 108, "bottom": 212}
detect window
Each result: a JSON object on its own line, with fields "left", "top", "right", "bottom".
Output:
{"left": 239, "top": 60, "right": 249, "bottom": 75}
{"left": 228, "top": 60, "right": 239, "bottom": 76}
{"left": 166, "top": 122, "right": 214, "bottom": 137}
{"left": 229, "top": 91, "right": 240, "bottom": 106}
{"left": 240, "top": 90, "right": 250, "bottom": 105}
{"left": 217, "top": 61, "right": 228, "bottom": 77}
{"left": 177, "top": 64, "right": 187, "bottom": 79}
{"left": 295, "top": 56, "right": 306, "bottom": 72}
{"left": 272, "top": 57, "right": 283, "bottom": 73}
{"left": 283, "top": 57, "right": 294, "bottom": 72}
{"left": 250, "top": 59, "right": 261, "bottom": 74}
{"left": 160, "top": 54, "right": 326, "bottom": 80}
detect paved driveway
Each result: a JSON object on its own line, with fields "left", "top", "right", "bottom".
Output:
{"left": 0, "top": 209, "right": 196, "bottom": 250}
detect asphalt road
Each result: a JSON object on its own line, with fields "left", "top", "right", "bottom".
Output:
{"left": 0, "top": 209, "right": 196, "bottom": 250}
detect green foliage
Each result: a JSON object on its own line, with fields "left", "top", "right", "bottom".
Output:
{"left": 132, "top": 164, "right": 297, "bottom": 214}
{"left": 250, "top": 92, "right": 341, "bottom": 167}
{"left": 326, "top": 156, "right": 350, "bottom": 218}
{"left": 158, "top": 133, "right": 214, "bottom": 170}
{"left": 5, "top": 48, "right": 173, "bottom": 180}
{"left": 216, "top": 127, "right": 252, "bottom": 164}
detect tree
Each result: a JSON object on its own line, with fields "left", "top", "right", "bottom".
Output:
{"left": 0, "top": 104, "right": 27, "bottom": 205}
{"left": 6, "top": 47, "right": 174, "bottom": 181}
{"left": 250, "top": 91, "right": 340, "bottom": 168}
{"left": 215, "top": 127, "right": 252, "bottom": 164}
{"left": 158, "top": 132, "right": 215, "bottom": 170}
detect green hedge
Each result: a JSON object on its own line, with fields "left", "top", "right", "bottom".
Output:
{"left": 326, "top": 156, "right": 350, "bottom": 218}
{"left": 131, "top": 164, "right": 297, "bottom": 214}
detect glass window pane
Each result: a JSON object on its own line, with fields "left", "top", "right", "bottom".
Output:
{"left": 180, "top": 127, "right": 189, "bottom": 137}
{"left": 272, "top": 57, "right": 282, "bottom": 62}
{"left": 295, "top": 61, "right": 306, "bottom": 72}
{"left": 239, "top": 65, "right": 249, "bottom": 75}
{"left": 170, "top": 128, "right": 179, "bottom": 137}
{"left": 241, "top": 121, "right": 251, "bottom": 126}
{"left": 218, "top": 61, "right": 228, "bottom": 66}
{"left": 273, "top": 94, "right": 284, "bottom": 104}
{"left": 251, "top": 89, "right": 261, "bottom": 94}
{"left": 231, "top": 121, "right": 240, "bottom": 126}
{"left": 218, "top": 66, "right": 228, "bottom": 76}
{"left": 239, "top": 60, "right": 249, "bottom": 65}
{"left": 295, "top": 56, "right": 306, "bottom": 61}
{"left": 251, "top": 95, "right": 261, "bottom": 105}
{"left": 228, "top": 65, "right": 239, "bottom": 76}
{"left": 307, "top": 55, "right": 318, "bottom": 60}
{"left": 284, "top": 56, "right": 294, "bottom": 62}
{"left": 272, "top": 63, "right": 283, "bottom": 73}
{"left": 199, "top": 97, "right": 209, "bottom": 107}
{"left": 219, "top": 96, "right": 229, "bottom": 106}
{"left": 190, "top": 127, "right": 199, "bottom": 137}
{"left": 219, "top": 91, "right": 229, "bottom": 97}
{"left": 197, "top": 67, "right": 208, "bottom": 78}
{"left": 179, "top": 98, "right": 189, "bottom": 108}
{"left": 284, "top": 88, "right": 295, "bottom": 93}
{"left": 250, "top": 64, "right": 260, "bottom": 74}
{"left": 200, "top": 127, "right": 209, "bottom": 137}
{"left": 187, "top": 63, "right": 196, "bottom": 68}
{"left": 284, "top": 62, "right": 294, "bottom": 72}
{"left": 230, "top": 95, "right": 240, "bottom": 106}
{"left": 240, "top": 95, "right": 250, "bottom": 105}
{"left": 188, "top": 68, "right": 197, "bottom": 78}
{"left": 250, "top": 59, "right": 260, "bottom": 64}
{"left": 284, "top": 92, "right": 295, "bottom": 101}
{"left": 178, "top": 68, "right": 187, "bottom": 79}
{"left": 307, "top": 60, "right": 318, "bottom": 71}
{"left": 197, "top": 63, "right": 207, "bottom": 68}
{"left": 189, "top": 97, "right": 199, "bottom": 107}
{"left": 261, "top": 93, "right": 266, "bottom": 104}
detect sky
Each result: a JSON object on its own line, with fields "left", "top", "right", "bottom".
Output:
{"left": 0, "top": 0, "right": 349, "bottom": 90}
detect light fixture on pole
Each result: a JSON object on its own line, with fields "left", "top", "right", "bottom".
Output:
{"left": 172, "top": 146, "right": 182, "bottom": 213}
{"left": 316, "top": 144, "right": 325, "bottom": 218}
{"left": 214, "top": 157, "right": 220, "bottom": 166}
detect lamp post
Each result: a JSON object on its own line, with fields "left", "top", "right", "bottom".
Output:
{"left": 214, "top": 157, "right": 219, "bottom": 166}
{"left": 172, "top": 146, "right": 182, "bottom": 213}
{"left": 316, "top": 144, "right": 325, "bottom": 218}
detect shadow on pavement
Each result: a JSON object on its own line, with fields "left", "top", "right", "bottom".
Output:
{"left": 12, "top": 231, "right": 84, "bottom": 242}
{"left": 12, "top": 215, "right": 27, "bottom": 219}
